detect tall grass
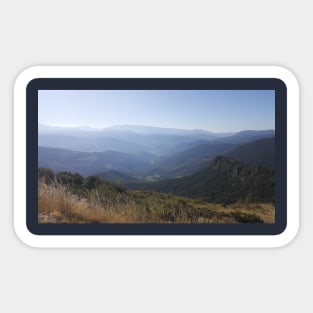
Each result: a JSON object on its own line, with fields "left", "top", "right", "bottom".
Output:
{"left": 38, "top": 180, "right": 140, "bottom": 223}
{"left": 38, "top": 179, "right": 274, "bottom": 224}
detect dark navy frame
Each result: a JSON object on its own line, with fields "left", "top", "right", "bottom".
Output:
{"left": 26, "top": 78, "right": 287, "bottom": 235}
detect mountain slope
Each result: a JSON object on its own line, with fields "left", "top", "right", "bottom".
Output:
{"left": 38, "top": 134, "right": 148, "bottom": 156}
{"left": 146, "top": 141, "right": 238, "bottom": 178}
{"left": 226, "top": 137, "right": 275, "bottom": 168}
{"left": 128, "top": 156, "right": 275, "bottom": 203}
{"left": 38, "top": 146, "right": 147, "bottom": 176}
{"left": 141, "top": 136, "right": 275, "bottom": 179}
{"left": 218, "top": 130, "right": 275, "bottom": 144}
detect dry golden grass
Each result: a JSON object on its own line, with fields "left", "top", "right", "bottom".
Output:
{"left": 192, "top": 202, "right": 275, "bottom": 224}
{"left": 38, "top": 180, "right": 275, "bottom": 224}
{"left": 38, "top": 181, "right": 140, "bottom": 223}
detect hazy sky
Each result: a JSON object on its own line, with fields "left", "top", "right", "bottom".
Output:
{"left": 38, "top": 90, "right": 275, "bottom": 132}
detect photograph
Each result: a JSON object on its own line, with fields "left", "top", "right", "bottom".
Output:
{"left": 38, "top": 89, "right": 275, "bottom": 224}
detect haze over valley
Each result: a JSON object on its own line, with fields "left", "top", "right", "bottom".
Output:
{"left": 38, "top": 124, "right": 275, "bottom": 180}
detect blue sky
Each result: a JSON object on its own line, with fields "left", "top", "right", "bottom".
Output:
{"left": 38, "top": 90, "right": 275, "bottom": 132}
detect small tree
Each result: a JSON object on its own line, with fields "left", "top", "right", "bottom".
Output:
{"left": 72, "top": 173, "right": 84, "bottom": 186}
{"left": 84, "top": 175, "right": 102, "bottom": 190}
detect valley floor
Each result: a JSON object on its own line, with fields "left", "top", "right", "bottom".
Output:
{"left": 38, "top": 180, "right": 275, "bottom": 224}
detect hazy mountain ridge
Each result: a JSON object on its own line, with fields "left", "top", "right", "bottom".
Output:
{"left": 38, "top": 124, "right": 275, "bottom": 181}
{"left": 226, "top": 137, "right": 275, "bottom": 168}
{"left": 38, "top": 146, "right": 148, "bottom": 176}
{"left": 38, "top": 124, "right": 235, "bottom": 157}
{"left": 218, "top": 129, "right": 275, "bottom": 144}
{"left": 39, "top": 123, "right": 274, "bottom": 156}
{"left": 39, "top": 123, "right": 233, "bottom": 136}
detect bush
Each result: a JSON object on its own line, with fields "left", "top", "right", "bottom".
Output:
{"left": 84, "top": 175, "right": 103, "bottom": 190}
{"left": 38, "top": 167, "right": 55, "bottom": 183}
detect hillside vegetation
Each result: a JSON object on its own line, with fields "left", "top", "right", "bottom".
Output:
{"left": 38, "top": 168, "right": 274, "bottom": 224}
{"left": 127, "top": 156, "right": 275, "bottom": 204}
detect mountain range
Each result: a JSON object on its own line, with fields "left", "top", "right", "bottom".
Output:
{"left": 38, "top": 124, "right": 275, "bottom": 182}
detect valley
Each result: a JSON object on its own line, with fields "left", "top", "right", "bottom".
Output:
{"left": 38, "top": 124, "right": 275, "bottom": 181}
{"left": 38, "top": 124, "right": 275, "bottom": 224}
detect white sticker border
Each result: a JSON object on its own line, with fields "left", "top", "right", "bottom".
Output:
{"left": 14, "top": 66, "right": 299, "bottom": 248}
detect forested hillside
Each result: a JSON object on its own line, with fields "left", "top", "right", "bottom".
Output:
{"left": 127, "top": 157, "right": 275, "bottom": 204}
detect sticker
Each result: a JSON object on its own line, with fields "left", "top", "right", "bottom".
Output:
{"left": 14, "top": 66, "right": 299, "bottom": 247}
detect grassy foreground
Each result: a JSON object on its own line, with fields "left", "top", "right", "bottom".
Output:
{"left": 38, "top": 179, "right": 275, "bottom": 224}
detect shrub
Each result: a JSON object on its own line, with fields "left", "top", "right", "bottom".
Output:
{"left": 84, "top": 175, "right": 103, "bottom": 190}
{"left": 38, "top": 167, "right": 55, "bottom": 183}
